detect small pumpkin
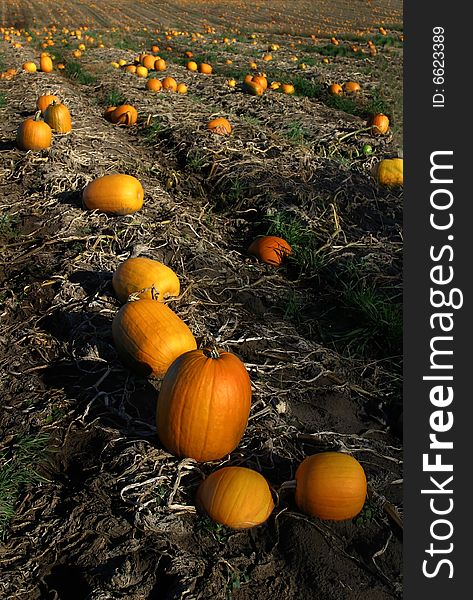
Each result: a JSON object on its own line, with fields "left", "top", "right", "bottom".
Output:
{"left": 112, "top": 257, "right": 180, "bottom": 303}
{"left": 281, "top": 83, "right": 295, "bottom": 95}
{"left": 376, "top": 158, "right": 403, "bottom": 187}
{"left": 40, "top": 54, "right": 53, "bottom": 72}
{"left": 252, "top": 74, "right": 268, "bottom": 90}
{"left": 367, "top": 113, "right": 390, "bottom": 135}
{"left": 36, "top": 94, "right": 60, "bottom": 114}
{"left": 199, "top": 63, "right": 212, "bottom": 74}
{"left": 83, "top": 174, "right": 144, "bottom": 215}
{"left": 154, "top": 58, "right": 166, "bottom": 71}
{"left": 196, "top": 467, "right": 274, "bottom": 529}
{"left": 294, "top": 452, "right": 367, "bottom": 521}
{"left": 248, "top": 236, "right": 292, "bottom": 266}
{"left": 343, "top": 81, "right": 361, "bottom": 93}
{"left": 146, "top": 78, "right": 162, "bottom": 92}
{"left": 23, "top": 61, "right": 37, "bottom": 73}
{"left": 207, "top": 117, "right": 232, "bottom": 136}
{"left": 161, "top": 76, "right": 177, "bottom": 92}
{"left": 135, "top": 65, "right": 148, "bottom": 78}
{"left": 111, "top": 104, "right": 138, "bottom": 126}
{"left": 16, "top": 111, "right": 52, "bottom": 151}
{"left": 142, "top": 54, "right": 156, "bottom": 70}
{"left": 243, "top": 80, "right": 263, "bottom": 96}
{"left": 328, "top": 83, "right": 343, "bottom": 96}
{"left": 44, "top": 101, "right": 72, "bottom": 133}
{"left": 112, "top": 299, "right": 197, "bottom": 377}
{"left": 156, "top": 347, "right": 251, "bottom": 461}
{"left": 176, "top": 82, "right": 188, "bottom": 94}
{"left": 186, "top": 60, "right": 198, "bottom": 72}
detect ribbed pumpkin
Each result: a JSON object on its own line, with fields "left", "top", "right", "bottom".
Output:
{"left": 295, "top": 453, "right": 367, "bottom": 521}
{"left": 248, "top": 236, "right": 292, "bottom": 266}
{"left": 196, "top": 467, "right": 274, "bottom": 529}
{"left": 112, "top": 257, "right": 180, "bottom": 303}
{"left": 16, "top": 112, "right": 52, "bottom": 151}
{"left": 83, "top": 174, "right": 144, "bottom": 215}
{"left": 207, "top": 117, "right": 232, "bottom": 136}
{"left": 376, "top": 158, "right": 403, "bottom": 187}
{"left": 36, "top": 94, "right": 60, "bottom": 114}
{"left": 44, "top": 101, "right": 72, "bottom": 133}
{"left": 112, "top": 299, "right": 197, "bottom": 377}
{"left": 367, "top": 113, "right": 390, "bottom": 135}
{"left": 111, "top": 104, "right": 138, "bottom": 126}
{"left": 40, "top": 54, "right": 53, "bottom": 72}
{"left": 156, "top": 348, "right": 252, "bottom": 461}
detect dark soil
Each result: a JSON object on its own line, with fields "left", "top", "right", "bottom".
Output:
{"left": 1, "top": 4, "right": 403, "bottom": 599}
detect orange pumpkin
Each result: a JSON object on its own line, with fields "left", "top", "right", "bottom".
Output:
{"left": 22, "top": 61, "right": 37, "bottom": 72}
{"left": 83, "top": 174, "right": 144, "bottom": 215}
{"left": 154, "top": 58, "right": 166, "bottom": 71}
{"left": 367, "top": 113, "right": 390, "bottom": 135}
{"left": 36, "top": 94, "right": 60, "bottom": 114}
{"left": 161, "top": 76, "right": 177, "bottom": 92}
{"left": 16, "top": 111, "right": 52, "bottom": 151}
{"left": 142, "top": 54, "right": 156, "bottom": 70}
{"left": 295, "top": 453, "right": 367, "bottom": 521}
{"left": 112, "top": 257, "right": 180, "bottom": 303}
{"left": 281, "top": 83, "right": 295, "bottom": 95}
{"left": 198, "top": 63, "right": 212, "bottom": 74}
{"left": 111, "top": 104, "right": 138, "bottom": 126}
{"left": 328, "top": 83, "right": 343, "bottom": 96}
{"left": 135, "top": 65, "right": 148, "bottom": 78}
{"left": 176, "top": 82, "right": 187, "bottom": 94}
{"left": 146, "top": 78, "right": 162, "bottom": 92}
{"left": 156, "top": 347, "right": 251, "bottom": 460}
{"left": 248, "top": 236, "right": 292, "bottom": 266}
{"left": 252, "top": 74, "right": 268, "bottom": 90}
{"left": 186, "top": 60, "right": 198, "bottom": 72}
{"left": 44, "top": 101, "right": 72, "bottom": 133}
{"left": 196, "top": 467, "right": 274, "bottom": 529}
{"left": 343, "top": 81, "right": 361, "bottom": 93}
{"left": 207, "top": 117, "right": 232, "bottom": 136}
{"left": 40, "top": 55, "right": 53, "bottom": 72}
{"left": 112, "top": 299, "right": 197, "bottom": 377}
{"left": 243, "top": 80, "right": 264, "bottom": 96}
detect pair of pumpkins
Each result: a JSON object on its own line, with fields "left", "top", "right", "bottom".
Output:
{"left": 16, "top": 97, "right": 72, "bottom": 150}
{"left": 196, "top": 452, "right": 367, "bottom": 529}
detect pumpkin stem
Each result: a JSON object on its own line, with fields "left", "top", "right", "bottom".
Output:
{"left": 203, "top": 346, "right": 221, "bottom": 359}
{"left": 34, "top": 110, "right": 43, "bottom": 121}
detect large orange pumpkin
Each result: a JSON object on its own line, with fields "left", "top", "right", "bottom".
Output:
{"left": 16, "top": 112, "right": 52, "bottom": 151}
{"left": 248, "top": 236, "right": 292, "bottom": 266}
{"left": 198, "top": 63, "right": 212, "bottom": 74}
{"left": 112, "top": 299, "right": 197, "bottom": 377}
{"left": 112, "top": 257, "right": 180, "bottom": 303}
{"left": 44, "top": 101, "right": 72, "bottom": 133}
{"left": 82, "top": 174, "right": 144, "bottom": 215}
{"left": 161, "top": 76, "right": 177, "bottom": 92}
{"left": 328, "top": 83, "right": 343, "bottom": 96}
{"left": 295, "top": 453, "right": 367, "bottom": 521}
{"left": 156, "top": 348, "right": 251, "bottom": 461}
{"left": 146, "top": 78, "right": 162, "bottom": 92}
{"left": 196, "top": 467, "right": 274, "bottom": 529}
